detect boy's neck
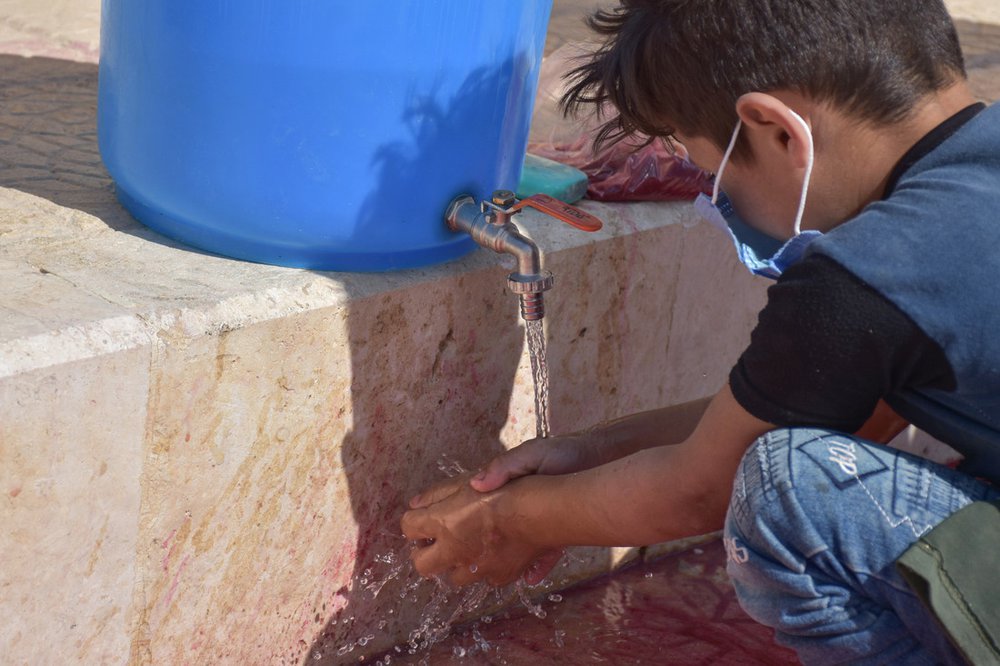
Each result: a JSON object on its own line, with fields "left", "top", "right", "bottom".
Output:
{"left": 808, "top": 81, "right": 980, "bottom": 232}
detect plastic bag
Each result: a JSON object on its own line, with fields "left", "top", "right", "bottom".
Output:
{"left": 528, "top": 134, "right": 713, "bottom": 202}
{"left": 528, "top": 44, "right": 713, "bottom": 202}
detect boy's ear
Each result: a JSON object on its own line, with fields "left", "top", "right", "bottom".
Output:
{"left": 735, "top": 92, "right": 812, "bottom": 169}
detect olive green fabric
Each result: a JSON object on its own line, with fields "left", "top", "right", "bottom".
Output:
{"left": 896, "top": 500, "right": 1000, "bottom": 665}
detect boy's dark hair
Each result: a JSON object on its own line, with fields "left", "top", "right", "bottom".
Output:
{"left": 564, "top": 0, "right": 967, "bottom": 158}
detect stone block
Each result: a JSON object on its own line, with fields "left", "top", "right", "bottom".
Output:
{"left": 0, "top": 350, "right": 148, "bottom": 665}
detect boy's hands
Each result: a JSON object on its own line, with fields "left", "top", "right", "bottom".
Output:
{"left": 401, "top": 479, "right": 549, "bottom": 586}
{"left": 400, "top": 394, "right": 743, "bottom": 588}
{"left": 406, "top": 433, "right": 600, "bottom": 586}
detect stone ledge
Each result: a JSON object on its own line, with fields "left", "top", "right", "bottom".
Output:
{"left": 0, "top": 181, "right": 709, "bottom": 372}
{"left": 1, "top": 171, "right": 771, "bottom": 663}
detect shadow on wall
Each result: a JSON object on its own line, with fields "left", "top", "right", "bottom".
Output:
{"left": 0, "top": 52, "right": 598, "bottom": 663}
{"left": 309, "top": 60, "right": 567, "bottom": 663}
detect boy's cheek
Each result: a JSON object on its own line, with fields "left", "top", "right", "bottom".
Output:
{"left": 675, "top": 135, "right": 723, "bottom": 173}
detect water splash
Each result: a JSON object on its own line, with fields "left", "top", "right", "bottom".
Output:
{"left": 525, "top": 319, "right": 550, "bottom": 439}
{"left": 334, "top": 543, "right": 573, "bottom": 663}
{"left": 319, "top": 341, "right": 560, "bottom": 662}
{"left": 436, "top": 454, "right": 469, "bottom": 479}
{"left": 404, "top": 580, "right": 493, "bottom": 653}
{"left": 515, "top": 579, "right": 547, "bottom": 619}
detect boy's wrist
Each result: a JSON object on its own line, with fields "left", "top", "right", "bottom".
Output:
{"left": 495, "top": 474, "right": 572, "bottom": 551}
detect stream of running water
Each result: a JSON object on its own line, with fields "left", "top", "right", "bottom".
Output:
{"left": 524, "top": 319, "right": 550, "bottom": 440}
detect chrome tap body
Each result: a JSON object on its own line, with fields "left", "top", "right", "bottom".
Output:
{"left": 445, "top": 190, "right": 554, "bottom": 321}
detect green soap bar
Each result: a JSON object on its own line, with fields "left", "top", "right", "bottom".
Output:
{"left": 516, "top": 153, "right": 588, "bottom": 204}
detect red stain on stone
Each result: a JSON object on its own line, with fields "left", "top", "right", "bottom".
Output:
{"left": 163, "top": 554, "right": 191, "bottom": 610}
{"left": 8, "top": 487, "right": 20, "bottom": 498}
{"left": 322, "top": 546, "right": 357, "bottom": 582}
{"left": 161, "top": 528, "right": 178, "bottom": 571}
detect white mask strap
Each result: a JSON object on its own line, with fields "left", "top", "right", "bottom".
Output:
{"left": 712, "top": 109, "right": 815, "bottom": 235}
{"left": 711, "top": 119, "right": 742, "bottom": 205}
{"left": 788, "top": 109, "right": 814, "bottom": 235}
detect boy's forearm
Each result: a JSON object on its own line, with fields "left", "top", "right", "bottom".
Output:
{"left": 500, "top": 438, "right": 731, "bottom": 549}
{"left": 590, "top": 397, "right": 712, "bottom": 465}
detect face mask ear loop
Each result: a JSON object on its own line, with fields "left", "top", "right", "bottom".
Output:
{"left": 789, "top": 110, "right": 814, "bottom": 236}
{"left": 712, "top": 119, "right": 743, "bottom": 205}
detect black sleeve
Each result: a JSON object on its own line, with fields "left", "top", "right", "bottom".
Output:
{"left": 729, "top": 254, "right": 955, "bottom": 432}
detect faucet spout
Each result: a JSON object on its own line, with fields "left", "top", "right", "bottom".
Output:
{"left": 445, "top": 191, "right": 554, "bottom": 322}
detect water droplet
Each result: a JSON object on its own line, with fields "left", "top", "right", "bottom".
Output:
{"left": 469, "top": 564, "right": 478, "bottom": 573}
{"left": 547, "top": 593, "right": 563, "bottom": 603}
{"left": 312, "top": 650, "right": 322, "bottom": 661}
{"left": 694, "top": 548, "right": 704, "bottom": 555}
{"left": 644, "top": 572, "right": 654, "bottom": 579}
{"left": 453, "top": 646, "right": 467, "bottom": 658}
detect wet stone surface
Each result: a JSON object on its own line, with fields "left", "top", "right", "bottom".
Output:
{"left": 378, "top": 540, "right": 798, "bottom": 666}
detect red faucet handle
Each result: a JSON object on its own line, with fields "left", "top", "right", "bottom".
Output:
{"left": 512, "top": 193, "right": 603, "bottom": 232}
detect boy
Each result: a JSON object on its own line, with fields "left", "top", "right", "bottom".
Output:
{"left": 402, "top": 1, "right": 1000, "bottom": 663}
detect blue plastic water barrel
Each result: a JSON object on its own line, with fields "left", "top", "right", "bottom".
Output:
{"left": 97, "top": 1, "right": 552, "bottom": 271}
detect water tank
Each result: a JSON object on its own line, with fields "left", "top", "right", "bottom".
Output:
{"left": 98, "top": 1, "right": 552, "bottom": 270}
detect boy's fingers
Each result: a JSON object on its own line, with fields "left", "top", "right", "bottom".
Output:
{"left": 410, "top": 540, "right": 465, "bottom": 579}
{"left": 400, "top": 509, "right": 434, "bottom": 542}
{"left": 409, "top": 477, "right": 465, "bottom": 509}
{"left": 470, "top": 446, "right": 540, "bottom": 493}
{"left": 448, "top": 564, "right": 481, "bottom": 588}
{"left": 469, "top": 463, "right": 512, "bottom": 493}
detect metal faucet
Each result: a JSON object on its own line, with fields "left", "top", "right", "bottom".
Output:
{"left": 445, "top": 189, "right": 602, "bottom": 322}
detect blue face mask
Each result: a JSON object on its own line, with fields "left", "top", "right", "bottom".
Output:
{"left": 693, "top": 110, "right": 822, "bottom": 280}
